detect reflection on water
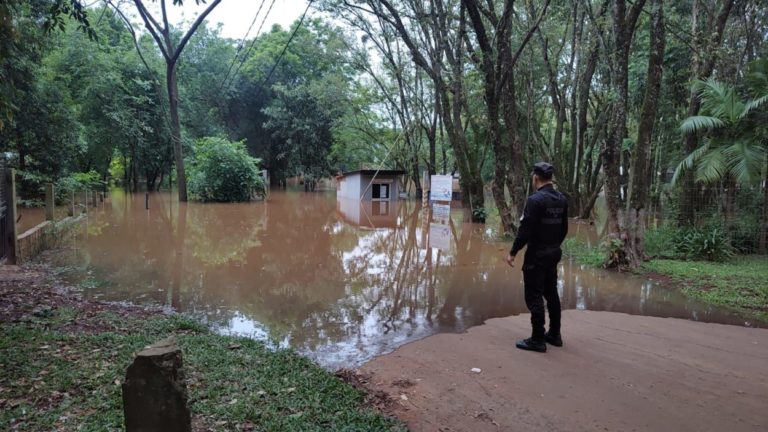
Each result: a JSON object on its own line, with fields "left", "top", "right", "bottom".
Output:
{"left": 53, "top": 190, "right": 761, "bottom": 369}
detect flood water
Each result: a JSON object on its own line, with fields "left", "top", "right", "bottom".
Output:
{"left": 52, "top": 190, "right": 761, "bottom": 369}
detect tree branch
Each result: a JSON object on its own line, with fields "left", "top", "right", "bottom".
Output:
{"left": 133, "top": 0, "right": 170, "bottom": 60}
{"left": 171, "top": 0, "right": 223, "bottom": 64}
{"left": 510, "top": 0, "right": 551, "bottom": 66}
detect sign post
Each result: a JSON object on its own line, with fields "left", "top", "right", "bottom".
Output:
{"left": 429, "top": 175, "right": 452, "bottom": 202}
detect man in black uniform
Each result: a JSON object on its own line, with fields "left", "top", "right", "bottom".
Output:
{"left": 505, "top": 162, "right": 568, "bottom": 353}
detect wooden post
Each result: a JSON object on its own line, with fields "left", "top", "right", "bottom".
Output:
{"left": 84, "top": 190, "right": 88, "bottom": 215}
{"left": 45, "top": 183, "right": 55, "bottom": 221}
{"left": 5, "top": 169, "right": 18, "bottom": 265}
{"left": 68, "top": 191, "right": 75, "bottom": 217}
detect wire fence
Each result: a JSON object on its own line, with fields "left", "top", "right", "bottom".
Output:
{"left": 654, "top": 184, "right": 767, "bottom": 254}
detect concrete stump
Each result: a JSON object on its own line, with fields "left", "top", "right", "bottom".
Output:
{"left": 122, "top": 337, "right": 191, "bottom": 432}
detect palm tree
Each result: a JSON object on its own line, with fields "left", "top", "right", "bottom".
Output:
{"left": 673, "top": 79, "right": 765, "bottom": 187}
{"left": 675, "top": 61, "right": 768, "bottom": 253}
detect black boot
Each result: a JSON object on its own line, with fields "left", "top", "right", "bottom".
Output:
{"left": 515, "top": 338, "right": 547, "bottom": 353}
{"left": 545, "top": 331, "right": 563, "bottom": 347}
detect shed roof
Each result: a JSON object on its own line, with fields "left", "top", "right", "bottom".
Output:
{"left": 338, "top": 169, "right": 406, "bottom": 178}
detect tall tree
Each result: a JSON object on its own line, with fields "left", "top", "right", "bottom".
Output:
{"left": 462, "top": 0, "right": 551, "bottom": 234}
{"left": 625, "top": 0, "right": 666, "bottom": 266}
{"left": 601, "top": 0, "right": 646, "bottom": 266}
{"left": 128, "top": 0, "right": 223, "bottom": 201}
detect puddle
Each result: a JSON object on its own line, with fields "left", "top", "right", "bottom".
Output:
{"left": 49, "top": 189, "right": 762, "bottom": 369}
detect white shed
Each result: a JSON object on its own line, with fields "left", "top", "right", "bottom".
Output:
{"left": 336, "top": 170, "right": 405, "bottom": 201}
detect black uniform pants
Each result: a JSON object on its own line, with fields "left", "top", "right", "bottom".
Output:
{"left": 523, "top": 265, "right": 561, "bottom": 341}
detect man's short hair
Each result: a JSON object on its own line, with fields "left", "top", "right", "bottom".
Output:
{"left": 532, "top": 162, "right": 554, "bottom": 181}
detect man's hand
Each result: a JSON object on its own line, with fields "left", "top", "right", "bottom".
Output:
{"left": 505, "top": 253, "right": 516, "bottom": 267}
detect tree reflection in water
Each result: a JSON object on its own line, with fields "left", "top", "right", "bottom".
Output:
{"left": 55, "top": 190, "right": 760, "bottom": 369}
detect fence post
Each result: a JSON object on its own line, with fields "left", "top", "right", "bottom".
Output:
{"left": 4, "top": 169, "right": 18, "bottom": 265}
{"left": 68, "top": 191, "right": 75, "bottom": 217}
{"left": 45, "top": 183, "right": 55, "bottom": 221}
{"left": 84, "top": 190, "right": 88, "bottom": 215}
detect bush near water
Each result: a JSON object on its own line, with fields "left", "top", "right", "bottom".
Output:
{"left": 187, "top": 137, "right": 265, "bottom": 203}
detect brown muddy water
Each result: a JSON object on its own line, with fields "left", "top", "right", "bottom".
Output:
{"left": 50, "top": 190, "right": 760, "bottom": 369}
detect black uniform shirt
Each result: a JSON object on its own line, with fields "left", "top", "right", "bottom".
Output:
{"left": 509, "top": 184, "right": 568, "bottom": 268}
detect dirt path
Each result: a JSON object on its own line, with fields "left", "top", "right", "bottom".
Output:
{"left": 359, "top": 311, "right": 768, "bottom": 432}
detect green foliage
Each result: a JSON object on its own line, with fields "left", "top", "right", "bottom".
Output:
{"left": 471, "top": 207, "right": 487, "bottom": 222}
{"left": 601, "top": 237, "right": 628, "bottom": 268}
{"left": 561, "top": 238, "right": 605, "bottom": 267}
{"left": 644, "top": 225, "right": 679, "bottom": 259}
{"left": 645, "top": 222, "right": 735, "bottom": 262}
{"left": 675, "top": 76, "right": 768, "bottom": 187}
{"left": 232, "top": 19, "right": 354, "bottom": 184}
{"left": 673, "top": 225, "right": 734, "bottom": 262}
{"left": 56, "top": 171, "right": 103, "bottom": 199}
{"left": 187, "top": 137, "right": 265, "bottom": 202}
{"left": 727, "top": 214, "right": 764, "bottom": 254}
{"left": 16, "top": 170, "right": 52, "bottom": 199}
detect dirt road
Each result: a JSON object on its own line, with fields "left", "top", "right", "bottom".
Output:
{"left": 360, "top": 311, "right": 768, "bottom": 432}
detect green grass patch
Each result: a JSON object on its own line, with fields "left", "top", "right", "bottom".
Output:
{"left": 643, "top": 257, "right": 768, "bottom": 321}
{"left": 0, "top": 311, "right": 404, "bottom": 431}
{"left": 562, "top": 237, "right": 605, "bottom": 267}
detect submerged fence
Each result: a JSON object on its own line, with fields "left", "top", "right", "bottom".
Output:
{"left": 1, "top": 170, "right": 98, "bottom": 264}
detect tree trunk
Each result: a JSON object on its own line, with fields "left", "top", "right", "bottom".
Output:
{"left": 132, "top": 158, "right": 139, "bottom": 193}
{"left": 463, "top": 0, "right": 510, "bottom": 228}
{"left": 603, "top": 0, "right": 646, "bottom": 267}
{"left": 625, "top": 0, "right": 665, "bottom": 267}
{"left": 18, "top": 148, "right": 26, "bottom": 172}
{"left": 502, "top": 69, "right": 527, "bottom": 231}
{"left": 428, "top": 92, "right": 438, "bottom": 176}
{"left": 166, "top": 63, "right": 187, "bottom": 202}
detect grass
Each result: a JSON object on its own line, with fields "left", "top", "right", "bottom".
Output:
{"left": 562, "top": 237, "right": 605, "bottom": 267}
{"left": 643, "top": 257, "right": 768, "bottom": 322}
{"left": 0, "top": 310, "right": 404, "bottom": 431}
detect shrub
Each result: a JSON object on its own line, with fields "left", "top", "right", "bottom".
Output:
{"left": 55, "top": 171, "right": 104, "bottom": 204}
{"left": 644, "top": 225, "right": 679, "bottom": 259}
{"left": 602, "top": 236, "right": 628, "bottom": 268}
{"left": 472, "top": 207, "right": 487, "bottom": 223}
{"left": 187, "top": 137, "right": 265, "bottom": 202}
{"left": 673, "top": 225, "right": 734, "bottom": 262}
{"left": 726, "top": 215, "right": 762, "bottom": 254}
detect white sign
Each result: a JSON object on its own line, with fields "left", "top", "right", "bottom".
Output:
{"left": 430, "top": 175, "right": 452, "bottom": 202}
{"left": 432, "top": 203, "right": 451, "bottom": 223}
{"left": 429, "top": 223, "right": 451, "bottom": 250}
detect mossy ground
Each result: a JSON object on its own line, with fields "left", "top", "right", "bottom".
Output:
{"left": 0, "top": 266, "right": 404, "bottom": 431}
